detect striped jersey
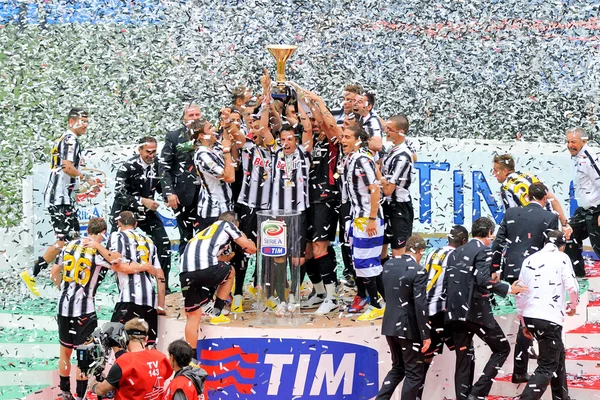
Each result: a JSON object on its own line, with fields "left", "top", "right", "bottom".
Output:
{"left": 361, "top": 112, "right": 383, "bottom": 138}
{"left": 44, "top": 130, "right": 83, "bottom": 207}
{"left": 343, "top": 150, "right": 382, "bottom": 219}
{"left": 57, "top": 239, "right": 110, "bottom": 317}
{"left": 309, "top": 136, "right": 340, "bottom": 203}
{"left": 180, "top": 220, "right": 242, "bottom": 273}
{"left": 109, "top": 229, "right": 160, "bottom": 308}
{"left": 501, "top": 171, "right": 541, "bottom": 209}
{"left": 270, "top": 145, "right": 311, "bottom": 213}
{"left": 424, "top": 246, "right": 456, "bottom": 316}
{"left": 194, "top": 145, "right": 233, "bottom": 218}
{"left": 237, "top": 142, "right": 275, "bottom": 210}
{"left": 381, "top": 142, "right": 413, "bottom": 203}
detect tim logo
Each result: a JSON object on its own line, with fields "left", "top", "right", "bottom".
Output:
{"left": 197, "top": 338, "right": 379, "bottom": 399}
{"left": 260, "top": 220, "right": 287, "bottom": 257}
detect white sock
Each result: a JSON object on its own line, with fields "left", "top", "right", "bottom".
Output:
{"left": 314, "top": 281, "right": 326, "bottom": 295}
{"left": 325, "top": 283, "right": 336, "bottom": 299}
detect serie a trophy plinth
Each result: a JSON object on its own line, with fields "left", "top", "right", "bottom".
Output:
{"left": 265, "top": 44, "right": 298, "bottom": 101}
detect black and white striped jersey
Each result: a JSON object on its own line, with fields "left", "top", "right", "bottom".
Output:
{"left": 194, "top": 145, "right": 233, "bottom": 218}
{"left": 309, "top": 136, "right": 340, "bottom": 204}
{"left": 180, "top": 220, "right": 242, "bottom": 273}
{"left": 381, "top": 142, "right": 413, "bottom": 203}
{"left": 109, "top": 229, "right": 160, "bottom": 308}
{"left": 44, "top": 130, "right": 83, "bottom": 207}
{"left": 361, "top": 112, "right": 383, "bottom": 138}
{"left": 57, "top": 239, "right": 110, "bottom": 317}
{"left": 424, "top": 245, "right": 456, "bottom": 316}
{"left": 237, "top": 142, "right": 275, "bottom": 210}
{"left": 343, "top": 150, "right": 382, "bottom": 219}
{"left": 270, "top": 145, "right": 311, "bottom": 213}
{"left": 501, "top": 171, "right": 542, "bottom": 209}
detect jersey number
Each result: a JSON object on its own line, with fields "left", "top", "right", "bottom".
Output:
{"left": 62, "top": 254, "right": 92, "bottom": 286}
{"left": 426, "top": 262, "right": 443, "bottom": 292}
{"left": 136, "top": 245, "right": 150, "bottom": 264}
{"left": 197, "top": 224, "right": 218, "bottom": 240}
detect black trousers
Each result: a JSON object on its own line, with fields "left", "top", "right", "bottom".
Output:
{"left": 338, "top": 202, "right": 354, "bottom": 278}
{"left": 519, "top": 317, "right": 568, "bottom": 400}
{"left": 376, "top": 336, "right": 425, "bottom": 400}
{"left": 137, "top": 213, "right": 171, "bottom": 289}
{"left": 565, "top": 206, "right": 600, "bottom": 277}
{"left": 513, "top": 325, "right": 533, "bottom": 375}
{"left": 450, "top": 320, "right": 510, "bottom": 399}
{"left": 174, "top": 191, "right": 198, "bottom": 256}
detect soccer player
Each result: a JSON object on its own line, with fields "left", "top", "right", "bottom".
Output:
{"left": 110, "top": 136, "right": 171, "bottom": 290}
{"left": 21, "top": 108, "right": 98, "bottom": 296}
{"left": 380, "top": 114, "right": 415, "bottom": 258}
{"left": 50, "top": 217, "right": 112, "bottom": 400}
{"left": 421, "top": 225, "right": 469, "bottom": 391}
{"left": 492, "top": 154, "right": 570, "bottom": 238}
{"left": 353, "top": 91, "right": 383, "bottom": 152}
{"left": 232, "top": 73, "right": 278, "bottom": 313}
{"left": 179, "top": 211, "right": 257, "bottom": 352}
{"left": 109, "top": 211, "right": 166, "bottom": 347}
{"left": 340, "top": 124, "right": 386, "bottom": 321}
{"left": 330, "top": 84, "right": 364, "bottom": 125}
{"left": 159, "top": 104, "right": 202, "bottom": 256}
{"left": 193, "top": 119, "right": 236, "bottom": 231}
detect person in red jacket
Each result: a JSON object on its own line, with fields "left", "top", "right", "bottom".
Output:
{"left": 92, "top": 318, "right": 173, "bottom": 400}
{"left": 165, "top": 340, "right": 207, "bottom": 400}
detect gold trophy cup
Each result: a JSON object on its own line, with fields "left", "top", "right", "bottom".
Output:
{"left": 266, "top": 44, "right": 298, "bottom": 99}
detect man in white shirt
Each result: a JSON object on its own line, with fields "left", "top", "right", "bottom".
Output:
{"left": 565, "top": 127, "right": 600, "bottom": 277}
{"left": 516, "top": 230, "right": 579, "bottom": 400}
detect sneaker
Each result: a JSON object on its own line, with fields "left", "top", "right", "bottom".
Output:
{"left": 266, "top": 296, "right": 280, "bottom": 311}
{"left": 231, "top": 294, "right": 244, "bottom": 313}
{"left": 343, "top": 274, "right": 356, "bottom": 288}
{"left": 60, "top": 391, "right": 75, "bottom": 400}
{"left": 246, "top": 284, "right": 258, "bottom": 299}
{"left": 209, "top": 314, "right": 231, "bottom": 325}
{"left": 276, "top": 301, "right": 288, "bottom": 317}
{"left": 348, "top": 295, "right": 370, "bottom": 313}
{"left": 357, "top": 305, "right": 385, "bottom": 321}
{"left": 20, "top": 270, "right": 40, "bottom": 297}
{"left": 314, "top": 298, "right": 339, "bottom": 315}
{"left": 201, "top": 300, "right": 214, "bottom": 317}
{"left": 301, "top": 293, "right": 325, "bottom": 309}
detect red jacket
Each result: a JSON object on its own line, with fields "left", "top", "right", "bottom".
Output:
{"left": 114, "top": 349, "right": 173, "bottom": 400}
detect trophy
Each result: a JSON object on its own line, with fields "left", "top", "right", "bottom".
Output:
{"left": 266, "top": 44, "right": 298, "bottom": 101}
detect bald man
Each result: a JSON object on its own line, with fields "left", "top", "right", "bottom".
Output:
{"left": 565, "top": 127, "right": 600, "bottom": 277}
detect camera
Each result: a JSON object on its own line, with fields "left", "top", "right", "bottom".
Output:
{"left": 76, "top": 322, "right": 128, "bottom": 378}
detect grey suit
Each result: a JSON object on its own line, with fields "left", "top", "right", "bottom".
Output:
{"left": 445, "top": 239, "right": 511, "bottom": 399}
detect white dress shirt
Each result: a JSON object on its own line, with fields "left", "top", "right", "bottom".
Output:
{"left": 573, "top": 144, "right": 600, "bottom": 209}
{"left": 516, "top": 243, "right": 579, "bottom": 326}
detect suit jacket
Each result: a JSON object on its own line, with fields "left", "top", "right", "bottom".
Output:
{"left": 159, "top": 127, "right": 199, "bottom": 207}
{"left": 381, "top": 255, "right": 430, "bottom": 342}
{"left": 445, "top": 239, "right": 510, "bottom": 328}
{"left": 491, "top": 203, "right": 559, "bottom": 281}
{"left": 110, "top": 155, "right": 162, "bottom": 226}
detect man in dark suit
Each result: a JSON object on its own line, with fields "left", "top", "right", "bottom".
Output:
{"left": 159, "top": 104, "right": 202, "bottom": 255}
{"left": 491, "top": 181, "right": 559, "bottom": 382}
{"left": 377, "top": 235, "right": 431, "bottom": 400}
{"left": 110, "top": 136, "right": 171, "bottom": 291}
{"left": 445, "top": 217, "right": 527, "bottom": 400}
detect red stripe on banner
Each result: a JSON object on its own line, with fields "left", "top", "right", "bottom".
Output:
{"left": 205, "top": 376, "right": 255, "bottom": 394}
{"left": 200, "top": 347, "right": 259, "bottom": 363}
{"left": 202, "top": 361, "right": 256, "bottom": 379}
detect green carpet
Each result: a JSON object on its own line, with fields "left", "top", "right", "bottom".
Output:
{"left": 0, "top": 386, "right": 47, "bottom": 400}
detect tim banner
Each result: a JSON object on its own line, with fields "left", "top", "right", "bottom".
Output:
{"left": 196, "top": 337, "right": 379, "bottom": 399}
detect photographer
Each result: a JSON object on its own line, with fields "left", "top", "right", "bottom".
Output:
{"left": 91, "top": 319, "right": 173, "bottom": 399}
{"left": 165, "top": 340, "right": 207, "bottom": 400}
